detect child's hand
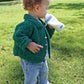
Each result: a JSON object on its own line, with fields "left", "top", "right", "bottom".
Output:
{"left": 27, "top": 42, "right": 43, "bottom": 54}
{"left": 47, "top": 24, "right": 54, "bottom": 29}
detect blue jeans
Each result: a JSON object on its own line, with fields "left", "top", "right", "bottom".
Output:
{"left": 21, "top": 59, "right": 50, "bottom": 84}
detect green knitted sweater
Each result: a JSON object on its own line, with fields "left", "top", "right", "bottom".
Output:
{"left": 13, "top": 14, "right": 55, "bottom": 63}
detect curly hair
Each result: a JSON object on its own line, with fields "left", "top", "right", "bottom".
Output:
{"left": 23, "top": 0, "right": 42, "bottom": 10}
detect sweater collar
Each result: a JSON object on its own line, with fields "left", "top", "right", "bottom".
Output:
{"left": 24, "top": 14, "right": 45, "bottom": 28}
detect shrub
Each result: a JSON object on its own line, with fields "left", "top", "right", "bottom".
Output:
{"left": 0, "top": 0, "right": 13, "bottom": 2}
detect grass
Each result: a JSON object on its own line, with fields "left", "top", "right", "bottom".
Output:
{"left": 0, "top": 0, "right": 84, "bottom": 84}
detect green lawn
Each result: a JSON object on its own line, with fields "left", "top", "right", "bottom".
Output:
{"left": 0, "top": 0, "right": 84, "bottom": 84}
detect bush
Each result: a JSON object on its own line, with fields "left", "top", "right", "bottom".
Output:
{"left": 0, "top": 0, "right": 13, "bottom": 2}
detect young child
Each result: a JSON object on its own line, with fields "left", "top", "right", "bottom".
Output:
{"left": 13, "top": 0, "right": 55, "bottom": 84}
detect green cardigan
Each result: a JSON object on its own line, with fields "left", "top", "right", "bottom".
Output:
{"left": 13, "top": 14, "right": 55, "bottom": 63}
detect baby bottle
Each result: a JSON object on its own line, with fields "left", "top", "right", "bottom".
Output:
{"left": 45, "top": 14, "right": 65, "bottom": 32}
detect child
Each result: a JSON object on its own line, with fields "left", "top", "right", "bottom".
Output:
{"left": 13, "top": 0, "right": 55, "bottom": 84}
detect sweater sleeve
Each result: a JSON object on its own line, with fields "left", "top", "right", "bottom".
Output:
{"left": 13, "top": 22, "right": 32, "bottom": 50}
{"left": 46, "top": 24, "right": 55, "bottom": 38}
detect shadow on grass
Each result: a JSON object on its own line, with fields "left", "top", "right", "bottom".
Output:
{"left": 51, "top": 31, "right": 84, "bottom": 58}
{"left": 78, "top": 14, "right": 84, "bottom": 19}
{"left": 49, "top": 3, "right": 84, "bottom": 10}
{"left": 0, "top": 1, "right": 21, "bottom": 6}
{"left": 78, "top": 16, "right": 84, "bottom": 19}
{"left": 74, "top": 13, "right": 84, "bottom": 19}
{"left": 7, "top": 59, "right": 38, "bottom": 84}
{"left": 51, "top": 41, "right": 84, "bottom": 58}
{"left": 6, "top": 59, "right": 24, "bottom": 84}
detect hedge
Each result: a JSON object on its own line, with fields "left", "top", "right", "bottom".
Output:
{"left": 0, "top": 0, "right": 13, "bottom": 2}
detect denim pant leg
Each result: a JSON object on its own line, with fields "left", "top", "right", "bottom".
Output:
{"left": 21, "top": 59, "right": 40, "bottom": 84}
{"left": 38, "top": 61, "right": 49, "bottom": 84}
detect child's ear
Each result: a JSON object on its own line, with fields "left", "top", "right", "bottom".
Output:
{"left": 34, "top": 4, "right": 40, "bottom": 11}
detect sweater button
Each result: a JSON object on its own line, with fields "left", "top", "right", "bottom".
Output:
{"left": 45, "top": 44, "right": 48, "bottom": 46}
{"left": 45, "top": 36, "right": 47, "bottom": 39}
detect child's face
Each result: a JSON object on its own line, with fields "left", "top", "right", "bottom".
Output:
{"left": 37, "top": 0, "right": 50, "bottom": 18}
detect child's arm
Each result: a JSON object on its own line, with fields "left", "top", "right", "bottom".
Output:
{"left": 47, "top": 24, "right": 54, "bottom": 29}
{"left": 46, "top": 24, "right": 55, "bottom": 38}
{"left": 13, "top": 22, "right": 32, "bottom": 50}
{"left": 13, "top": 22, "right": 43, "bottom": 54}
